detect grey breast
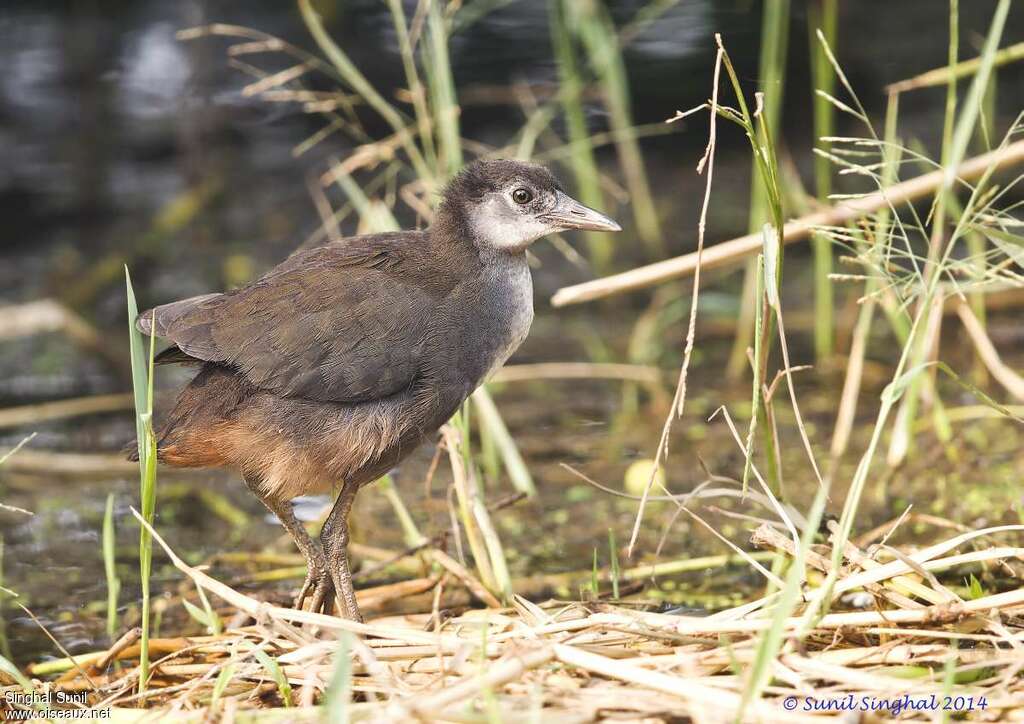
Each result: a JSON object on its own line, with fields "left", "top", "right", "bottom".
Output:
{"left": 472, "top": 253, "right": 534, "bottom": 385}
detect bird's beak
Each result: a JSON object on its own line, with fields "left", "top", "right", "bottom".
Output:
{"left": 542, "top": 191, "right": 622, "bottom": 232}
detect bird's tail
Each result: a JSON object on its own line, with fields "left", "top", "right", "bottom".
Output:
{"left": 122, "top": 437, "right": 163, "bottom": 463}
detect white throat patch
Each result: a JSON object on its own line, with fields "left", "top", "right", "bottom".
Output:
{"left": 468, "top": 195, "right": 553, "bottom": 252}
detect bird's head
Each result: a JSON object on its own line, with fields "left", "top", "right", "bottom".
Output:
{"left": 439, "top": 159, "right": 621, "bottom": 253}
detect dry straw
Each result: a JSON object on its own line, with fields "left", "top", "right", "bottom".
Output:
{"left": 13, "top": 508, "right": 1023, "bottom": 721}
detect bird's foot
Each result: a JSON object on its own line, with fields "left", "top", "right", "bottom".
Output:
{"left": 342, "top": 598, "right": 364, "bottom": 624}
{"left": 294, "top": 564, "right": 329, "bottom": 612}
{"left": 306, "top": 575, "right": 339, "bottom": 617}
{"left": 323, "top": 575, "right": 363, "bottom": 623}
{"left": 296, "top": 565, "right": 363, "bottom": 621}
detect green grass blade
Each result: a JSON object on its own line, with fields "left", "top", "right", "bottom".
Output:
{"left": 550, "top": 0, "right": 612, "bottom": 270}
{"left": 946, "top": 0, "right": 1010, "bottom": 186}
{"left": 726, "top": 0, "right": 790, "bottom": 379}
{"left": 889, "top": 0, "right": 1009, "bottom": 467}
{"left": 324, "top": 633, "right": 352, "bottom": 723}
{"left": 471, "top": 387, "right": 536, "bottom": 498}
{"left": 809, "top": 0, "right": 837, "bottom": 361}
{"left": 102, "top": 493, "right": 120, "bottom": 641}
{"left": 608, "top": 528, "right": 620, "bottom": 600}
{"left": 331, "top": 167, "right": 400, "bottom": 233}
{"left": 126, "top": 267, "right": 159, "bottom": 693}
{"left": 211, "top": 660, "right": 236, "bottom": 707}
{"left": 384, "top": 0, "right": 437, "bottom": 171}
{"left": 253, "top": 648, "right": 293, "bottom": 707}
{"left": 125, "top": 268, "right": 149, "bottom": 460}
{"left": 182, "top": 599, "right": 216, "bottom": 631}
{"left": 378, "top": 474, "right": 428, "bottom": 547}
{"left": 0, "top": 653, "right": 34, "bottom": 693}
{"left": 740, "top": 481, "right": 830, "bottom": 716}
{"left": 423, "top": 0, "right": 463, "bottom": 177}
{"left": 195, "top": 583, "right": 221, "bottom": 635}
{"left": 571, "top": 0, "right": 662, "bottom": 252}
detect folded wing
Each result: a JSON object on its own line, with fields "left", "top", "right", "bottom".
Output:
{"left": 138, "top": 239, "right": 445, "bottom": 403}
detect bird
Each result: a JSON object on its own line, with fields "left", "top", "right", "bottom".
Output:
{"left": 129, "top": 159, "right": 621, "bottom": 622}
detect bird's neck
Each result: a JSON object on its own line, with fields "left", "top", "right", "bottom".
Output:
{"left": 431, "top": 199, "right": 529, "bottom": 263}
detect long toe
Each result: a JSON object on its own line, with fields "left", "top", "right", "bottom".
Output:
{"left": 324, "top": 566, "right": 364, "bottom": 622}
{"left": 293, "top": 551, "right": 330, "bottom": 611}
{"left": 293, "top": 568, "right": 322, "bottom": 611}
{"left": 308, "top": 576, "right": 336, "bottom": 617}
{"left": 347, "top": 604, "right": 365, "bottom": 624}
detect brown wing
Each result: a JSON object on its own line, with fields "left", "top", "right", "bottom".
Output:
{"left": 138, "top": 234, "right": 450, "bottom": 403}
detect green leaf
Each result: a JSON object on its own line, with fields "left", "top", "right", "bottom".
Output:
{"left": 880, "top": 363, "right": 930, "bottom": 404}
{"left": 323, "top": 634, "right": 352, "bottom": 723}
{"left": 972, "top": 223, "right": 1024, "bottom": 267}
{"left": 933, "top": 360, "right": 1024, "bottom": 424}
{"left": 103, "top": 493, "right": 120, "bottom": 641}
{"left": 195, "top": 584, "right": 221, "bottom": 635}
{"left": 125, "top": 268, "right": 150, "bottom": 463}
{"left": 966, "top": 573, "right": 985, "bottom": 600}
{"left": 126, "top": 267, "right": 160, "bottom": 692}
{"left": 876, "top": 665, "right": 931, "bottom": 679}
{"left": 761, "top": 224, "right": 781, "bottom": 310}
{"left": 0, "top": 654, "right": 34, "bottom": 693}
{"left": 472, "top": 387, "right": 536, "bottom": 498}
{"left": 607, "top": 528, "right": 620, "bottom": 600}
{"left": 211, "top": 661, "right": 236, "bottom": 706}
{"left": 883, "top": 359, "right": 1023, "bottom": 421}
{"left": 253, "top": 648, "right": 293, "bottom": 707}
{"left": 182, "top": 599, "right": 214, "bottom": 630}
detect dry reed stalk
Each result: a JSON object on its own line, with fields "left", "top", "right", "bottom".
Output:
{"left": 427, "top": 549, "right": 502, "bottom": 609}
{"left": 92, "top": 628, "right": 142, "bottom": 673}
{"left": 29, "top": 521, "right": 1024, "bottom": 721}
{"left": 953, "top": 296, "right": 1024, "bottom": 400}
{"left": 440, "top": 423, "right": 507, "bottom": 597}
{"left": 19, "top": 412, "right": 1024, "bottom": 721}
{"left": 0, "top": 450, "right": 157, "bottom": 476}
{"left": 399, "top": 644, "right": 555, "bottom": 718}
{"left": 551, "top": 643, "right": 810, "bottom": 721}
{"left": 490, "top": 361, "right": 661, "bottom": 385}
{"left": 750, "top": 524, "right": 921, "bottom": 610}
{"left": 0, "top": 393, "right": 133, "bottom": 431}
{"left": 131, "top": 508, "right": 470, "bottom": 647}
{"left": 551, "top": 139, "right": 1024, "bottom": 306}
{"left": 885, "top": 40, "right": 1024, "bottom": 93}
{"left": 830, "top": 531, "right": 947, "bottom": 607}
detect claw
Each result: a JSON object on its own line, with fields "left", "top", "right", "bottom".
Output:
{"left": 347, "top": 604, "right": 365, "bottom": 624}
{"left": 293, "top": 547, "right": 331, "bottom": 612}
{"left": 293, "top": 567, "right": 322, "bottom": 611}
{"left": 309, "top": 577, "right": 336, "bottom": 616}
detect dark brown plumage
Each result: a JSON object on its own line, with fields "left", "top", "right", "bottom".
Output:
{"left": 131, "top": 159, "right": 620, "bottom": 620}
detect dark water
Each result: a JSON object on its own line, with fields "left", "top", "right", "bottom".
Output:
{"left": 2, "top": 0, "right": 1024, "bottom": 665}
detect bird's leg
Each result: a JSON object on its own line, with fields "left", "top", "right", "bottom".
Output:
{"left": 242, "top": 474, "right": 328, "bottom": 611}
{"left": 319, "top": 482, "right": 362, "bottom": 622}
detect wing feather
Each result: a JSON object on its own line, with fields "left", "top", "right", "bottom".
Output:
{"left": 139, "top": 235, "right": 451, "bottom": 403}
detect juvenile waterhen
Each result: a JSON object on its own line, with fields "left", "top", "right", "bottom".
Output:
{"left": 130, "top": 159, "right": 620, "bottom": 621}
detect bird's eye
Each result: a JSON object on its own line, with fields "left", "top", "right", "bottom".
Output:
{"left": 512, "top": 188, "right": 533, "bottom": 205}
